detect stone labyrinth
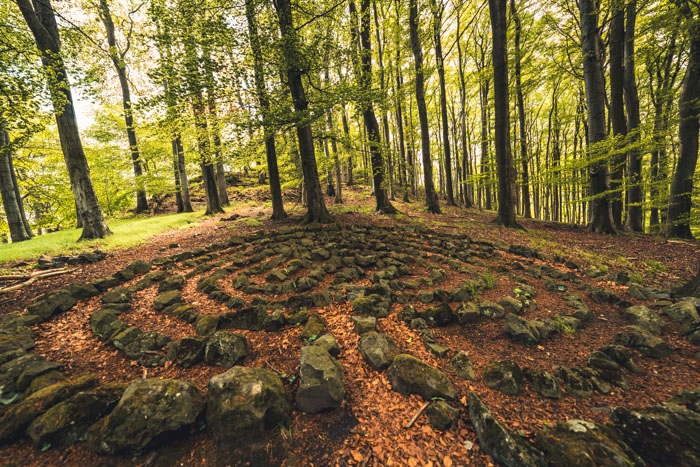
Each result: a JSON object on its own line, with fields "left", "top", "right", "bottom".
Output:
{"left": 1, "top": 223, "right": 699, "bottom": 464}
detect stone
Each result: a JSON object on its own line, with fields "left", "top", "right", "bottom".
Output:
{"left": 628, "top": 284, "right": 655, "bottom": 300}
{"left": 0, "top": 348, "right": 25, "bottom": 367}
{"left": 220, "top": 307, "right": 267, "bottom": 331}
{"left": 455, "top": 302, "right": 481, "bottom": 324}
{"left": 425, "top": 341, "right": 450, "bottom": 358}
{"left": 387, "top": 354, "right": 456, "bottom": 401}
{"left": 523, "top": 368, "right": 561, "bottom": 399}
{"left": 25, "top": 371, "right": 66, "bottom": 396}
{"left": 482, "top": 360, "right": 523, "bottom": 395}
{"left": 508, "top": 244, "right": 542, "bottom": 259}
{"left": 266, "top": 269, "right": 288, "bottom": 283}
{"left": 27, "top": 383, "right": 126, "bottom": 448}
{"left": 536, "top": 420, "right": 643, "bottom": 467}
{"left": 351, "top": 316, "right": 376, "bottom": 334}
{"left": 352, "top": 295, "right": 390, "bottom": 318}
{"left": 479, "top": 301, "right": 505, "bottom": 319}
{"left": 397, "top": 305, "right": 418, "bottom": 323}
{"left": 206, "top": 366, "right": 291, "bottom": 446}
{"left": 171, "top": 336, "right": 207, "bottom": 368}
{"left": 611, "top": 403, "right": 700, "bottom": 466}
{"left": 587, "top": 351, "right": 628, "bottom": 390}
{"left": 623, "top": 306, "right": 665, "bottom": 334}
{"left": 0, "top": 373, "right": 97, "bottom": 443}
{"left": 500, "top": 296, "right": 524, "bottom": 315}
{"left": 416, "top": 290, "right": 434, "bottom": 303}
{"left": 158, "top": 275, "right": 185, "bottom": 293}
{"left": 153, "top": 290, "right": 184, "bottom": 311}
{"left": 92, "top": 276, "right": 120, "bottom": 292}
{"left": 358, "top": 332, "right": 400, "bottom": 371}
{"left": 312, "top": 334, "right": 340, "bottom": 357}
{"left": 300, "top": 314, "right": 325, "bottom": 342}
{"left": 296, "top": 346, "right": 345, "bottom": 413}
{"left": 427, "top": 400, "right": 459, "bottom": 430}
{"left": 0, "top": 334, "right": 34, "bottom": 354}
{"left": 589, "top": 287, "right": 624, "bottom": 306}
{"left": 87, "top": 378, "right": 204, "bottom": 455}
{"left": 504, "top": 313, "right": 541, "bottom": 345}
{"left": 451, "top": 284, "right": 477, "bottom": 303}
{"left": 194, "top": 315, "right": 219, "bottom": 336}
{"left": 124, "top": 260, "right": 151, "bottom": 275}
{"left": 204, "top": 331, "right": 248, "bottom": 367}
{"left": 287, "top": 308, "right": 309, "bottom": 325}
{"left": 468, "top": 392, "right": 546, "bottom": 467}
{"left": 0, "top": 354, "right": 60, "bottom": 401}
{"left": 556, "top": 366, "right": 592, "bottom": 398}
{"left": 63, "top": 283, "right": 99, "bottom": 300}
{"left": 450, "top": 351, "right": 476, "bottom": 380}
{"left": 613, "top": 326, "right": 673, "bottom": 358}
{"left": 669, "top": 387, "right": 700, "bottom": 413}
{"left": 661, "top": 301, "right": 699, "bottom": 323}
{"left": 418, "top": 303, "right": 454, "bottom": 326}
{"left": 26, "top": 291, "right": 77, "bottom": 320}
{"left": 263, "top": 310, "right": 286, "bottom": 331}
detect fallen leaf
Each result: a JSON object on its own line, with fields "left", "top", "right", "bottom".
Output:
{"left": 351, "top": 450, "right": 363, "bottom": 462}
{"left": 444, "top": 455, "right": 453, "bottom": 467}
{"left": 408, "top": 458, "right": 419, "bottom": 467}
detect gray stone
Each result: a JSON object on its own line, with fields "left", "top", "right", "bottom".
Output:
{"left": 158, "top": 275, "right": 185, "bottom": 292}
{"left": 0, "top": 348, "right": 25, "bottom": 367}
{"left": 153, "top": 290, "right": 183, "bottom": 311}
{"left": 500, "top": 297, "right": 524, "bottom": 315}
{"left": 387, "top": 354, "right": 456, "bottom": 401}
{"left": 300, "top": 314, "right": 325, "bottom": 342}
{"left": 418, "top": 303, "right": 454, "bottom": 326}
{"left": 450, "top": 351, "right": 476, "bottom": 380}
{"left": 479, "top": 301, "right": 506, "bottom": 319}
{"left": 613, "top": 326, "right": 673, "bottom": 358}
{"left": 206, "top": 366, "right": 291, "bottom": 446}
{"left": 0, "top": 354, "right": 59, "bottom": 401}
{"left": 600, "top": 345, "right": 639, "bottom": 373}
{"left": 427, "top": 400, "right": 459, "bottom": 430}
{"left": 468, "top": 392, "right": 546, "bottom": 467}
{"left": 263, "top": 310, "right": 286, "bottom": 331}
{"left": 358, "top": 332, "right": 400, "bottom": 371}
{"left": 312, "top": 334, "right": 340, "bottom": 357}
{"left": 623, "top": 306, "right": 665, "bottom": 334}
{"left": 628, "top": 283, "right": 655, "bottom": 300}
{"left": 537, "top": 420, "right": 643, "bottom": 467}
{"left": 351, "top": 316, "right": 376, "bottom": 334}
{"left": 220, "top": 307, "right": 267, "bottom": 331}
{"left": 451, "top": 283, "right": 477, "bottom": 303}
{"left": 87, "top": 378, "right": 204, "bottom": 455}
{"left": 523, "top": 368, "right": 561, "bottom": 399}
{"left": 556, "top": 366, "right": 592, "bottom": 398}
{"left": 26, "top": 291, "right": 77, "bottom": 320}
{"left": 287, "top": 308, "right": 309, "bottom": 325}
{"left": 589, "top": 287, "right": 624, "bottom": 306}
{"left": 204, "top": 331, "right": 248, "bottom": 367}
{"left": 416, "top": 290, "right": 434, "bottom": 303}
{"left": 195, "top": 315, "right": 219, "bottom": 336}
{"left": 352, "top": 294, "right": 390, "bottom": 318}
{"left": 63, "top": 283, "right": 99, "bottom": 300}
{"left": 296, "top": 346, "right": 345, "bottom": 413}
{"left": 397, "top": 305, "right": 418, "bottom": 323}
{"left": 171, "top": 336, "right": 207, "bottom": 368}
{"left": 661, "top": 301, "right": 700, "bottom": 323}
{"left": 102, "top": 287, "right": 131, "bottom": 305}
{"left": 504, "top": 313, "right": 541, "bottom": 345}
{"left": 455, "top": 302, "right": 481, "bottom": 324}
{"left": 482, "top": 360, "right": 523, "bottom": 395}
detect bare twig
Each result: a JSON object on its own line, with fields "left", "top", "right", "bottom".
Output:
{"left": 0, "top": 268, "right": 73, "bottom": 294}
{"left": 405, "top": 401, "right": 431, "bottom": 429}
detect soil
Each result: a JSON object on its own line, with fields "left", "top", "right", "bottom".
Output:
{"left": 1, "top": 186, "right": 698, "bottom": 467}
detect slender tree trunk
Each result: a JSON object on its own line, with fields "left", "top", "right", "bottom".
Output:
{"left": 667, "top": 13, "right": 700, "bottom": 239}
{"left": 0, "top": 128, "right": 33, "bottom": 242}
{"left": 479, "top": 78, "right": 491, "bottom": 210}
{"left": 327, "top": 111, "right": 343, "bottom": 204}
{"left": 172, "top": 138, "right": 184, "bottom": 212}
{"left": 342, "top": 109, "right": 354, "bottom": 186}
{"left": 275, "top": 0, "right": 332, "bottom": 224}
{"left": 609, "top": 0, "right": 626, "bottom": 227}
{"left": 624, "top": 1, "right": 643, "bottom": 231}
{"left": 98, "top": 0, "right": 148, "bottom": 214}
{"left": 510, "top": 0, "right": 530, "bottom": 218}
{"left": 488, "top": 0, "right": 519, "bottom": 227}
{"left": 579, "top": 0, "right": 617, "bottom": 234}
{"left": 409, "top": 0, "right": 440, "bottom": 213}
{"left": 16, "top": 0, "right": 111, "bottom": 240}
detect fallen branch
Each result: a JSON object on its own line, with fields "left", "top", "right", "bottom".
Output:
{"left": 405, "top": 401, "right": 431, "bottom": 429}
{"left": 0, "top": 268, "right": 73, "bottom": 294}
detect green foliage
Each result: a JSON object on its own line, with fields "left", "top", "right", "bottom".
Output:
{"left": 480, "top": 272, "right": 496, "bottom": 289}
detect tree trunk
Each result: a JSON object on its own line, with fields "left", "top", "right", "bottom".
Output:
{"left": 672, "top": 257, "right": 700, "bottom": 298}
{"left": 409, "top": 0, "right": 440, "bottom": 214}
{"left": 624, "top": 1, "right": 643, "bottom": 232}
{"left": 666, "top": 12, "right": 700, "bottom": 239}
{"left": 275, "top": 0, "right": 332, "bottom": 224}
{"left": 327, "top": 111, "right": 343, "bottom": 204}
{"left": 579, "top": 0, "right": 617, "bottom": 234}
{"left": 0, "top": 128, "right": 33, "bottom": 242}
{"left": 98, "top": 0, "right": 148, "bottom": 214}
{"left": 510, "top": 0, "right": 530, "bottom": 218}
{"left": 609, "top": 0, "right": 626, "bottom": 228}
{"left": 455, "top": 8, "right": 473, "bottom": 208}
{"left": 16, "top": 0, "right": 111, "bottom": 240}
{"left": 488, "top": 0, "right": 519, "bottom": 228}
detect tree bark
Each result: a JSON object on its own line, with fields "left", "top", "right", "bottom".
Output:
{"left": 488, "top": 0, "right": 519, "bottom": 228}
{"left": 409, "top": 0, "right": 440, "bottom": 213}
{"left": 579, "top": 0, "right": 617, "bottom": 234}
{"left": 609, "top": 0, "right": 626, "bottom": 227}
{"left": 16, "top": 0, "right": 111, "bottom": 240}
{"left": 98, "top": 0, "right": 148, "bottom": 214}
{"left": 624, "top": 1, "right": 643, "bottom": 232}
{"left": 275, "top": 0, "right": 332, "bottom": 224}
{"left": 455, "top": 6, "right": 473, "bottom": 208}
{"left": 0, "top": 128, "right": 33, "bottom": 242}
{"left": 510, "top": 0, "right": 530, "bottom": 218}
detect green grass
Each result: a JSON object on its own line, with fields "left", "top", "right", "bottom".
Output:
{"left": 0, "top": 210, "right": 205, "bottom": 266}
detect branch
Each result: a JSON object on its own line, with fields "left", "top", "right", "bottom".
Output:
{"left": 0, "top": 268, "right": 73, "bottom": 294}
{"left": 405, "top": 401, "right": 431, "bottom": 428}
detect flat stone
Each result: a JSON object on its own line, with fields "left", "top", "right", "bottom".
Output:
{"left": 351, "top": 316, "right": 376, "bottom": 334}
{"left": 387, "top": 354, "right": 455, "bottom": 401}
{"left": 358, "top": 332, "right": 400, "bottom": 371}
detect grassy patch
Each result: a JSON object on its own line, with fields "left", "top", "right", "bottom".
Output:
{"left": 0, "top": 210, "right": 204, "bottom": 266}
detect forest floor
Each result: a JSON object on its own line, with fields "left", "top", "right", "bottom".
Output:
{"left": 0, "top": 185, "right": 698, "bottom": 466}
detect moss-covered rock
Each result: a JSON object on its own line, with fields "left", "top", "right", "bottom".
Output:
{"left": 418, "top": 303, "right": 454, "bottom": 326}
{"left": 87, "top": 378, "right": 204, "bottom": 455}
{"left": 482, "top": 360, "right": 523, "bottom": 395}
{"left": 524, "top": 368, "right": 561, "bottom": 399}
{"left": 300, "top": 314, "right": 325, "bottom": 342}
{"left": 613, "top": 326, "right": 673, "bottom": 358}
{"left": 158, "top": 275, "right": 185, "bottom": 293}
{"left": 352, "top": 294, "right": 390, "bottom": 318}
{"left": 623, "top": 306, "right": 665, "bottom": 334}
{"left": 153, "top": 290, "right": 184, "bottom": 312}
{"left": 26, "top": 291, "right": 77, "bottom": 320}
{"left": 63, "top": 283, "right": 99, "bottom": 300}
{"left": 296, "top": 346, "right": 345, "bottom": 413}
{"left": 204, "top": 331, "right": 248, "bottom": 367}
{"left": 312, "top": 334, "right": 340, "bottom": 357}
{"left": 427, "top": 400, "right": 460, "bottom": 431}
{"left": 206, "top": 366, "right": 291, "bottom": 446}
{"left": 358, "top": 332, "right": 399, "bottom": 371}
{"left": 450, "top": 351, "right": 476, "bottom": 380}
{"left": 387, "top": 354, "right": 456, "bottom": 401}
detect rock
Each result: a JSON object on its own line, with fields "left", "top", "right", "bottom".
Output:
{"left": 27, "top": 383, "right": 126, "bottom": 448}
{"left": 661, "top": 301, "right": 700, "bottom": 323}
{"left": 204, "top": 331, "right": 248, "bottom": 367}
{"left": 220, "top": 307, "right": 267, "bottom": 331}
{"left": 450, "top": 351, "right": 476, "bottom": 380}
{"left": 92, "top": 276, "right": 120, "bottom": 292}
{"left": 266, "top": 269, "right": 288, "bottom": 283}
{"left": 351, "top": 316, "right": 376, "bottom": 334}
{"left": 24, "top": 371, "right": 66, "bottom": 396}
{"left": 455, "top": 302, "right": 481, "bottom": 324}
{"left": 0, "top": 334, "right": 34, "bottom": 354}
{"left": 263, "top": 310, "right": 286, "bottom": 331}
{"left": 500, "top": 297, "right": 524, "bottom": 315}
{"left": 206, "top": 366, "right": 291, "bottom": 446}
{"left": 0, "top": 354, "right": 61, "bottom": 401}
{"left": 300, "top": 314, "right": 325, "bottom": 342}
{"left": 524, "top": 368, "right": 561, "bottom": 399}
{"left": 628, "top": 283, "right": 655, "bottom": 300}
{"left": 0, "top": 373, "right": 97, "bottom": 443}
{"left": 418, "top": 303, "right": 454, "bottom": 326}
{"left": 153, "top": 290, "right": 184, "bottom": 311}
{"left": 63, "top": 283, "right": 99, "bottom": 300}
{"left": 479, "top": 301, "right": 506, "bottom": 319}
{"left": 508, "top": 244, "right": 542, "bottom": 259}
{"left": 587, "top": 351, "right": 628, "bottom": 390}
{"left": 669, "top": 387, "right": 700, "bottom": 413}
{"left": 416, "top": 290, "right": 434, "bottom": 303}
{"left": 556, "top": 366, "right": 592, "bottom": 398}
{"left": 194, "top": 315, "right": 219, "bottom": 336}
{"left": 102, "top": 287, "right": 131, "bottom": 305}
{"left": 0, "top": 348, "right": 25, "bottom": 367}
{"left": 468, "top": 392, "right": 546, "bottom": 467}
{"left": 427, "top": 400, "right": 459, "bottom": 430}
{"left": 387, "top": 354, "right": 456, "bottom": 401}
{"left": 158, "top": 275, "right": 185, "bottom": 293}
{"left": 352, "top": 295, "right": 390, "bottom": 318}
{"left": 482, "top": 360, "right": 523, "bottom": 395}
{"left": 397, "top": 305, "right": 417, "bottom": 323}
{"left": 451, "top": 284, "right": 477, "bottom": 303}
{"left": 124, "top": 260, "right": 151, "bottom": 275}
{"left": 536, "top": 419, "right": 643, "bottom": 467}
{"left": 611, "top": 403, "right": 700, "bottom": 466}
{"left": 296, "top": 346, "right": 345, "bottom": 413}
{"left": 87, "top": 378, "right": 204, "bottom": 455}
{"left": 26, "top": 291, "right": 77, "bottom": 320}
{"left": 589, "top": 287, "right": 624, "bottom": 306}
{"left": 504, "top": 313, "right": 541, "bottom": 345}
{"left": 358, "top": 332, "right": 400, "bottom": 371}
{"left": 425, "top": 341, "right": 450, "bottom": 358}
{"left": 600, "top": 345, "right": 639, "bottom": 373}
{"left": 613, "top": 326, "right": 673, "bottom": 358}
{"left": 623, "top": 306, "right": 665, "bottom": 334}
{"left": 287, "top": 308, "right": 309, "bottom": 325}
{"left": 171, "top": 336, "right": 207, "bottom": 368}
{"left": 312, "top": 334, "right": 340, "bottom": 357}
